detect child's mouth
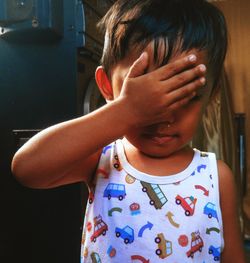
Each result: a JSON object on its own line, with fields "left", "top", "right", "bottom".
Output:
{"left": 144, "top": 133, "right": 177, "bottom": 145}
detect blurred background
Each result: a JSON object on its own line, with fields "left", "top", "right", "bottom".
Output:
{"left": 202, "top": 0, "right": 250, "bottom": 260}
{"left": 0, "top": 0, "right": 249, "bottom": 262}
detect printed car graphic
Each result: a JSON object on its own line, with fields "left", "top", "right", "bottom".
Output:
{"left": 88, "top": 188, "right": 95, "bottom": 204}
{"left": 186, "top": 232, "right": 204, "bottom": 258}
{"left": 200, "top": 152, "right": 209, "bottom": 157}
{"left": 90, "top": 252, "right": 102, "bottom": 263}
{"left": 208, "top": 245, "right": 221, "bottom": 261}
{"left": 90, "top": 215, "right": 108, "bottom": 242}
{"left": 204, "top": 202, "right": 218, "bottom": 221}
{"left": 175, "top": 194, "right": 197, "bottom": 216}
{"left": 141, "top": 181, "right": 168, "bottom": 209}
{"left": 155, "top": 233, "right": 173, "bottom": 259}
{"left": 113, "top": 154, "right": 122, "bottom": 171}
{"left": 103, "top": 183, "right": 126, "bottom": 200}
{"left": 115, "top": 225, "right": 135, "bottom": 244}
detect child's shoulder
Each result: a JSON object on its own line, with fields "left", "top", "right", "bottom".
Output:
{"left": 216, "top": 159, "right": 235, "bottom": 194}
{"left": 217, "top": 159, "right": 234, "bottom": 183}
{"left": 216, "top": 160, "right": 237, "bottom": 214}
{"left": 194, "top": 150, "right": 233, "bottom": 186}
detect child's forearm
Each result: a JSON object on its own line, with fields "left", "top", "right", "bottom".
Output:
{"left": 12, "top": 52, "right": 206, "bottom": 188}
{"left": 11, "top": 98, "right": 132, "bottom": 188}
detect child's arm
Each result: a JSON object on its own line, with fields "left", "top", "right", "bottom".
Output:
{"left": 12, "top": 52, "right": 205, "bottom": 189}
{"left": 218, "top": 160, "right": 246, "bottom": 262}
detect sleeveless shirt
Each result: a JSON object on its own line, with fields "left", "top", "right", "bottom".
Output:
{"left": 81, "top": 139, "right": 224, "bottom": 263}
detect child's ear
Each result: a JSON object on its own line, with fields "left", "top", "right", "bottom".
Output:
{"left": 95, "top": 66, "right": 113, "bottom": 102}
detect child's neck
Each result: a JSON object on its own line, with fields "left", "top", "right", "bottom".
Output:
{"left": 122, "top": 139, "right": 194, "bottom": 176}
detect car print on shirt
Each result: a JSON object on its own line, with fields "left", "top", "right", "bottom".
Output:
{"left": 88, "top": 181, "right": 96, "bottom": 204}
{"left": 90, "top": 252, "right": 102, "bottom": 263}
{"left": 186, "top": 231, "right": 204, "bottom": 258}
{"left": 115, "top": 225, "right": 135, "bottom": 244}
{"left": 155, "top": 233, "right": 173, "bottom": 259}
{"left": 200, "top": 152, "right": 209, "bottom": 158}
{"left": 113, "top": 154, "right": 122, "bottom": 171}
{"left": 141, "top": 181, "right": 168, "bottom": 209}
{"left": 208, "top": 245, "right": 221, "bottom": 261}
{"left": 103, "top": 183, "right": 126, "bottom": 201}
{"left": 175, "top": 194, "right": 197, "bottom": 216}
{"left": 88, "top": 186, "right": 95, "bottom": 204}
{"left": 90, "top": 215, "right": 108, "bottom": 243}
{"left": 203, "top": 202, "right": 219, "bottom": 221}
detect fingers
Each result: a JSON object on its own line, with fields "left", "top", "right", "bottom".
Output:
{"left": 166, "top": 76, "right": 206, "bottom": 106}
{"left": 167, "top": 94, "right": 197, "bottom": 113}
{"left": 121, "top": 51, "right": 207, "bottom": 127}
{"left": 153, "top": 54, "right": 198, "bottom": 81}
{"left": 126, "top": 52, "right": 149, "bottom": 79}
{"left": 164, "top": 63, "right": 206, "bottom": 93}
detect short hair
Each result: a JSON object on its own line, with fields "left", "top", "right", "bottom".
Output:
{"left": 98, "top": 0, "right": 228, "bottom": 91}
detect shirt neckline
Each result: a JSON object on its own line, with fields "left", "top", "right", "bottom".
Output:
{"left": 116, "top": 139, "right": 200, "bottom": 185}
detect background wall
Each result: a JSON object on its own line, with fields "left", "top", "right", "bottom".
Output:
{"left": 0, "top": 1, "right": 114, "bottom": 262}
{"left": 214, "top": 0, "right": 250, "bottom": 237}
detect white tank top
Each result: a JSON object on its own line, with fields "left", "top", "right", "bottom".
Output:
{"left": 81, "top": 139, "right": 224, "bottom": 263}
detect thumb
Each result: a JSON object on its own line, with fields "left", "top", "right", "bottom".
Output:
{"left": 126, "top": 52, "right": 149, "bottom": 79}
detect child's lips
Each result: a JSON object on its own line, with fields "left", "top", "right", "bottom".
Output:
{"left": 143, "top": 133, "right": 177, "bottom": 144}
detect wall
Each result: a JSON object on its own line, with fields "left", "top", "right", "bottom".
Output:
{"left": 214, "top": 0, "right": 250, "bottom": 236}
{"left": 0, "top": 1, "right": 83, "bottom": 262}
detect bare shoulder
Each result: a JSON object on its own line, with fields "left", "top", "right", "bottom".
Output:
{"left": 216, "top": 160, "right": 246, "bottom": 262}
{"left": 216, "top": 160, "right": 236, "bottom": 204}
{"left": 217, "top": 160, "right": 235, "bottom": 192}
{"left": 216, "top": 159, "right": 238, "bottom": 221}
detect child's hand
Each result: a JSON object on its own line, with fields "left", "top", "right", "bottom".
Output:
{"left": 118, "top": 52, "right": 206, "bottom": 127}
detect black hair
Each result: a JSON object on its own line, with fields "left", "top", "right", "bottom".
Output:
{"left": 98, "top": 0, "right": 227, "bottom": 91}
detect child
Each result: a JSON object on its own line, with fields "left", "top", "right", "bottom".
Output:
{"left": 12, "top": 0, "right": 245, "bottom": 262}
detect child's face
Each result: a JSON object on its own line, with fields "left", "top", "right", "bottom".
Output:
{"left": 110, "top": 43, "right": 213, "bottom": 158}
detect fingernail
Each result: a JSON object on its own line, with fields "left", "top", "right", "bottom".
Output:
{"left": 188, "top": 54, "right": 196, "bottom": 62}
{"left": 200, "top": 77, "right": 206, "bottom": 84}
{"left": 199, "top": 64, "right": 206, "bottom": 72}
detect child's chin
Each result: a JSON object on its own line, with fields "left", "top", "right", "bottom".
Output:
{"left": 139, "top": 146, "right": 176, "bottom": 159}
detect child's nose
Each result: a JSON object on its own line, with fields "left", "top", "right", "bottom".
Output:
{"left": 165, "top": 113, "right": 176, "bottom": 127}
{"left": 156, "top": 118, "right": 176, "bottom": 132}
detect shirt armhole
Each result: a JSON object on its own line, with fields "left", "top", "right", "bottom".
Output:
{"left": 208, "top": 152, "right": 225, "bottom": 250}
{"left": 87, "top": 142, "right": 114, "bottom": 188}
